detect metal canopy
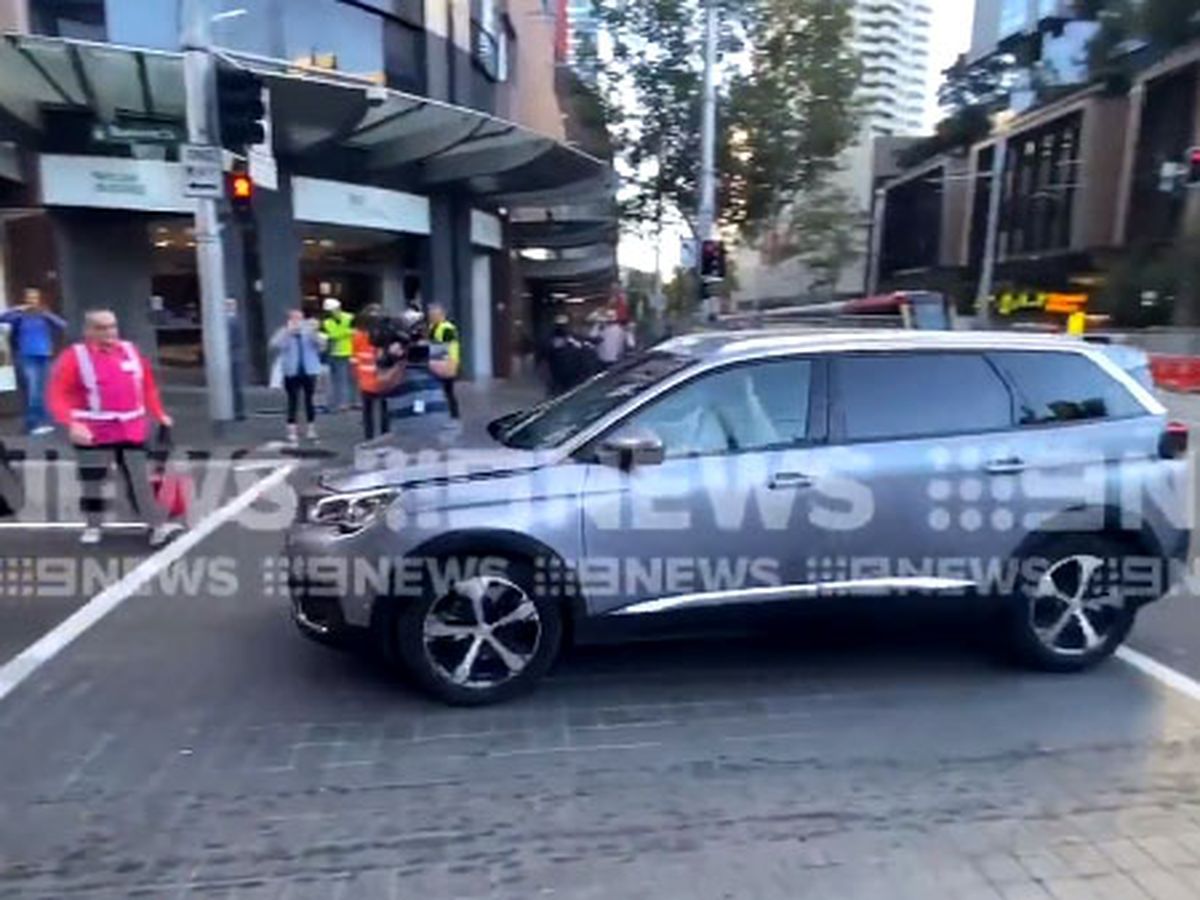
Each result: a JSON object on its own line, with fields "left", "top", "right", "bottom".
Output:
{"left": 0, "top": 33, "right": 612, "bottom": 202}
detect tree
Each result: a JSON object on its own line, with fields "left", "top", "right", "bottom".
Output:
{"left": 724, "top": 0, "right": 860, "bottom": 239}
{"left": 592, "top": 0, "right": 714, "bottom": 234}
{"left": 774, "top": 181, "right": 863, "bottom": 299}
{"left": 593, "top": 0, "right": 860, "bottom": 242}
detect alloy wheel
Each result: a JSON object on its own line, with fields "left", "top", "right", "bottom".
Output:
{"left": 422, "top": 576, "right": 542, "bottom": 691}
{"left": 1030, "top": 554, "right": 1125, "bottom": 657}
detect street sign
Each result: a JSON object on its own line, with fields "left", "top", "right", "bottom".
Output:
{"left": 182, "top": 144, "right": 223, "bottom": 199}
{"left": 92, "top": 120, "right": 183, "bottom": 145}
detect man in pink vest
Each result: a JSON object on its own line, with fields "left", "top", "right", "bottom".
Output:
{"left": 48, "top": 309, "right": 182, "bottom": 547}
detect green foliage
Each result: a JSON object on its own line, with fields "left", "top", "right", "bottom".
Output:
{"left": 775, "top": 181, "right": 863, "bottom": 298}
{"left": 1083, "top": 0, "right": 1200, "bottom": 82}
{"left": 594, "top": 0, "right": 860, "bottom": 241}
{"left": 724, "top": 0, "right": 860, "bottom": 238}
{"left": 896, "top": 105, "right": 992, "bottom": 170}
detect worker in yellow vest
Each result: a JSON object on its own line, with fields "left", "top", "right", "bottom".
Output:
{"left": 321, "top": 298, "right": 356, "bottom": 412}
{"left": 427, "top": 303, "right": 461, "bottom": 420}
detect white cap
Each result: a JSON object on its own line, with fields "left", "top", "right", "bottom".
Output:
{"left": 322, "top": 298, "right": 341, "bottom": 313}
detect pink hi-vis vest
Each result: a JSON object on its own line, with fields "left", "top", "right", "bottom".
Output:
{"left": 72, "top": 341, "right": 148, "bottom": 445}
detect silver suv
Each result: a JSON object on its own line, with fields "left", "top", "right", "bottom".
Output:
{"left": 286, "top": 331, "right": 1192, "bottom": 705}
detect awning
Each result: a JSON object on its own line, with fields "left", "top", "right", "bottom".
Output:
{"left": 0, "top": 33, "right": 613, "bottom": 204}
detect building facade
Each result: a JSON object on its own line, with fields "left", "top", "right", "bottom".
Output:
{"left": 852, "top": 0, "right": 934, "bottom": 137}
{"left": 0, "top": 0, "right": 613, "bottom": 407}
{"left": 871, "top": 0, "right": 1200, "bottom": 327}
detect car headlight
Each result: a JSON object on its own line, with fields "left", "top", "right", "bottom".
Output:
{"left": 310, "top": 488, "right": 399, "bottom": 533}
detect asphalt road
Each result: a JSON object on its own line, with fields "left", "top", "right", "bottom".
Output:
{"left": 4, "top": 400, "right": 1200, "bottom": 897}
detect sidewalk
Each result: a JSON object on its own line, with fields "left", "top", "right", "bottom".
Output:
{"left": 0, "top": 376, "right": 547, "bottom": 462}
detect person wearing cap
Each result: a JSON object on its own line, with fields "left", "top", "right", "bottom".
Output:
{"left": 47, "top": 309, "right": 182, "bottom": 547}
{"left": 320, "top": 297, "right": 355, "bottom": 413}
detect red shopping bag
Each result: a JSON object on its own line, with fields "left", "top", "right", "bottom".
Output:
{"left": 153, "top": 470, "right": 193, "bottom": 520}
{"left": 152, "top": 425, "right": 193, "bottom": 520}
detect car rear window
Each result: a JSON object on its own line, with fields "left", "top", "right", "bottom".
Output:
{"left": 833, "top": 352, "right": 1013, "bottom": 442}
{"left": 988, "top": 351, "right": 1146, "bottom": 425}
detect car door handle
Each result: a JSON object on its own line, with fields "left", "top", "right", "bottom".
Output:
{"left": 985, "top": 457, "right": 1026, "bottom": 476}
{"left": 769, "top": 472, "right": 814, "bottom": 490}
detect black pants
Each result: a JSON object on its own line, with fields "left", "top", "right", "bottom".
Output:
{"left": 284, "top": 374, "right": 317, "bottom": 425}
{"left": 362, "top": 393, "right": 392, "bottom": 440}
{"left": 440, "top": 379, "right": 460, "bottom": 420}
{"left": 77, "top": 443, "right": 165, "bottom": 529}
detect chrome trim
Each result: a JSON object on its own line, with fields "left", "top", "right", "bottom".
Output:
{"left": 292, "top": 599, "right": 333, "bottom": 637}
{"left": 612, "top": 577, "right": 978, "bottom": 616}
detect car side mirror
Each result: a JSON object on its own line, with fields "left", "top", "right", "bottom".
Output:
{"left": 596, "top": 433, "right": 665, "bottom": 470}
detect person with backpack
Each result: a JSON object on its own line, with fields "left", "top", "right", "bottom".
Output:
{"left": 0, "top": 287, "right": 67, "bottom": 435}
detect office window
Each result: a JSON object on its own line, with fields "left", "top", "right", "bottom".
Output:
{"left": 31, "top": 0, "right": 105, "bottom": 40}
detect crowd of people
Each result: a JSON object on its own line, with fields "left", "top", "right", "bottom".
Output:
{"left": 0, "top": 288, "right": 634, "bottom": 548}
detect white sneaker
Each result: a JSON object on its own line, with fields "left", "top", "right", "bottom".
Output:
{"left": 80, "top": 527, "right": 102, "bottom": 546}
{"left": 31, "top": 425, "right": 55, "bottom": 437}
{"left": 287, "top": 425, "right": 299, "bottom": 444}
{"left": 149, "top": 522, "right": 185, "bottom": 548}
{"left": 306, "top": 425, "right": 319, "bottom": 441}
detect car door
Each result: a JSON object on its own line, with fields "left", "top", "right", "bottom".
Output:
{"left": 825, "top": 350, "right": 1023, "bottom": 591}
{"left": 985, "top": 350, "right": 1167, "bottom": 540}
{"left": 577, "top": 355, "right": 841, "bottom": 616}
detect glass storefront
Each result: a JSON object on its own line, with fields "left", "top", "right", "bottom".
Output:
{"left": 298, "top": 224, "right": 424, "bottom": 319}
{"left": 30, "top": 0, "right": 421, "bottom": 91}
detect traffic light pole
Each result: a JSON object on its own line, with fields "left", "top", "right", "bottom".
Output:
{"left": 696, "top": 0, "right": 719, "bottom": 321}
{"left": 182, "top": 0, "right": 235, "bottom": 423}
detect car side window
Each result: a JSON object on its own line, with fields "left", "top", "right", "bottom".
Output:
{"left": 833, "top": 352, "right": 1013, "bottom": 442}
{"left": 617, "top": 358, "right": 814, "bottom": 459}
{"left": 989, "top": 351, "right": 1145, "bottom": 425}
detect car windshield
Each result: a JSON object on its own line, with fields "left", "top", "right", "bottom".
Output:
{"left": 495, "top": 352, "right": 695, "bottom": 450}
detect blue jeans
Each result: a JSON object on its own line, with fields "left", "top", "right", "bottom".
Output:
{"left": 19, "top": 356, "right": 51, "bottom": 433}
{"left": 327, "top": 357, "right": 353, "bottom": 410}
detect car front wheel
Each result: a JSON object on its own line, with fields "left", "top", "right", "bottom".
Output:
{"left": 394, "top": 561, "right": 563, "bottom": 705}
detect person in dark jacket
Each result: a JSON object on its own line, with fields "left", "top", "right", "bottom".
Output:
{"left": 225, "top": 298, "right": 247, "bottom": 421}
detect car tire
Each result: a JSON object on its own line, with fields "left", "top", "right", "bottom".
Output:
{"left": 1005, "top": 534, "right": 1140, "bottom": 673}
{"left": 393, "top": 556, "right": 563, "bottom": 706}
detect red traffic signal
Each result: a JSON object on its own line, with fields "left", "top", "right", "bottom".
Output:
{"left": 229, "top": 173, "right": 253, "bottom": 200}
{"left": 1189, "top": 147, "right": 1200, "bottom": 186}
{"left": 700, "top": 239, "right": 727, "bottom": 280}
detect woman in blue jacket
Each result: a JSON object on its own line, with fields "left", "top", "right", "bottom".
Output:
{"left": 270, "top": 309, "right": 327, "bottom": 443}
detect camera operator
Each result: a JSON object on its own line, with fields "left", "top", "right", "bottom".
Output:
{"left": 370, "top": 308, "right": 450, "bottom": 430}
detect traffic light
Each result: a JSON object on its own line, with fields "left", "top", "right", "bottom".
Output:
{"left": 700, "top": 239, "right": 726, "bottom": 280}
{"left": 228, "top": 170, "right": 254, "bottom": 219}
{"left": 216, "top": 65, "right": 266, "bottom": 153}
{"left": 1188, "top": 147, "right": 1200, "bottom": 187}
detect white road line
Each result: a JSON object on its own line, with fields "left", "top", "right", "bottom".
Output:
{"left": 1117, "top": 646, "right": 1200, "bottom": 704}
{"left": 0, "top": 522, "right": 146, "bottom": 531}
{"left": 0, "top": 463, "right": 297, "bottom": 706}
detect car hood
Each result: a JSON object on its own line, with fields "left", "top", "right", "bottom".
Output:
{"left": 318, "top": 444, "right": 554, "bottom": 493}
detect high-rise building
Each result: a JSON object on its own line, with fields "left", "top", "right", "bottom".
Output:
{"left": 852, "top": 0, "right": 935, "bottom": 136}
